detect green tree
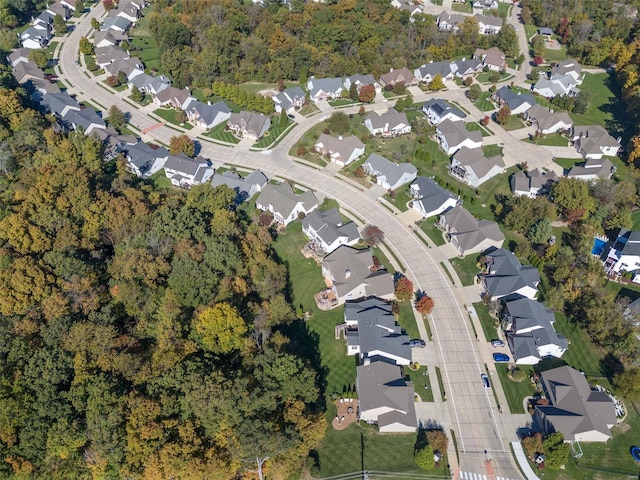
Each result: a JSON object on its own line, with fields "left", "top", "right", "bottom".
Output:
{"left": 79, "top": 36, "right": 94, "bottom": 55}
{"left": 527, "top": 218, "right": 552, "bottom": 244}
{"left": 130, "top": 85, "right": 144, "bottom": 102}
{"left": 75, "top": 0, "right": 85, "bottom": 12}
{"left": 0, "top": 28, "right": 18, "bottom": 51}
{"left": 28, "top": 49, "right": 49, "bottom": 69}
{"left": 117, "top": 70, "right": 127, "bottom": 85}
{"left": 495, "top": 105, "right": 511, "bottom": 125}
{"left": 415, "top": 445, "right": 435, "bottom": 470}
{"left": 169, "top": 134, "right": 196, "bottom": 157}
{"left": 429, "top": 73, "right": 444, "bottom": 91}
{"left": 551, "top": 177, "right": 596, "bottom": 219}
{"left": 613, "top": 367, "right": 640, "bottom": 400}
{"left": 573, "top": 89, "right": 593, "bottom": 114}
{"left": 193, "top": 303, "right": 248, "bottom": 353}
{"left": 91, "top": 17, "right": 99, "bottom": 30}
{"left": 496, "top": 24, "right": 519, "bottom": 57}
{"left": 532, "top": 35, "right": 546, "bottom": 57}
{"left": 53, "top": 14, "right": 67, "bottom": 34}
{"left": 85, "top": 54, "right": 97, "bottom": 71}
{"left": 107, "top": 105, "right": 126, "bottom": 131}
{"left": 348, "top": 82, "right": 359, "bottom": 101}
{"left": 326, "top": 112, "right": 350, "bottom": 135}
{"left": 542, "top": 433, "right": 570, "bottom": 469}
{"left": 467, "top": 83, "right": 482, "bottom": 101}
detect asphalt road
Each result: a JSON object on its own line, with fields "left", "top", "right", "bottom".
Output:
{"left": 54, "top": 4, "right": 538, "bottom": 479}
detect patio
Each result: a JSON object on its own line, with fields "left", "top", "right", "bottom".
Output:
{"left": 315, "top": 288, "right": 338, "bottom": 310}
{"left": 332, "top": 398, "right": 358, "bottom": 430}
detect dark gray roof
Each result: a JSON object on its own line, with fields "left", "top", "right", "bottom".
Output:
{"left": 437, "top": 119, "right": 482, "bottom": 147}
{"left": 302, "top": 208, "right": 359, "bottom": 248}
{"left": 62, "top": 107, "right": 106, "bottom": 131}
{"left": 273, "top": 86, "right": 306, "bottom": 111}
{"left": 416, "top": 60, "right": 454, "bottom": 79}
{"left": 164, "top": 153, "right": 208, "bottom": 176}
{"left": 210, "top": 169, "right": 268, "bottom": 202}
{"left": 323, "top": 246, "right": 394, "bottom": 298}
{"left": 8, "top": 48, "right": 32, "bottom": 64}
{"left": 567, "top": 157, "right": 615, "bottom": 179}
{"left": 255, "top": 182, "right": 318, "bottom": 219}
{"left": 502, "top": 296, "right": 555, "bottom": 333}
{"left": 411, "top": 176, "right": 457, "bottom": 213}
{"left": 482, "top": 248, "right": 540, "bottom": 297}
{"left": 441, "top": 206, "right": 505, "bottom": 251}
{"left": 495, "top": 86, "right": 536, "bottom": 111}
{"left": 346, "top": 73, "right": 376, "bottom": 86}
{"left": 188, "top": 100, "right": 231, "bottom": 126}
{"left": 40, "top": 92, "right": 80, "bottom": 116}
{"left": 538, "top": 27, "right": 554, "bottom": 35}
{"left": 510, "top": 168, "right": 557, "bottom": 194}
{"left": 123, "top": 141, "right": 169, "bottom": 173}
{"left": 613, "top": 228, "right": 640, "bottom": 257}
{"left": 308, "top": 77, "right": 343, "bottom": 97}
{"left": 364, "top": 153, "right": 417, "bottom": 188}
{"left": 423, "top": 98, "right": 466, "bottom": 120}
{"left": 101, "top": 16, "right": 132, "bottom": 31}
{"left": 13, "top": 61, "right": 45, "bottom": 82}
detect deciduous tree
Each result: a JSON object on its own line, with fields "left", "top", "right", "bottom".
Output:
{"left": 358, "top": 84, "right": 375, "bottom": 103}
{"left": 362, "top": 224, "right": 384, "bottom": 246}
{"left": 193, "top": 303, "right": 248, "bottom": 354}
{"left": 28, "top": 50, "right": 48, "bottom": 69}
{"left": 326, "top": 112, "right": 350, "bottom": 135}
{"left": 415, "top": 445, "right": 435, "bottom": 470}
{"left": 495, "top": 105, "right": 511, "bottom": 125}
{"left": 415, "top": 295, "right": 435, "bottom": 315}
{"left": 395, "top": 276, "right": 414, "bottom": 302}
{"left": 79, "top": 36, "right": 94, "bottom": 55}
{"left": 169, "top": 134, "right": 196, "bottom": 157}
{"left": 107, "top": 105, "right": 126, "bottom": 131}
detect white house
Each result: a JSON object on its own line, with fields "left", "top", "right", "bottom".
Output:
{"left": 435, "top": 119, "right": 483, "bottom": 155}
{"left": 566, "top": 158, "right": 615, "bottom": 181}
{"left": 439, "top": 206, "right": 505, "bottom": 256}
{"left": 603, "top": 229, "right": 640, "bottom": 282}
{"left": 302, "top": 208, "right": 360, "bottom": 254}
{"left": 362, "top": 153, "right": 418, "bottom": 191}
{"left": 314, "top": 133, "right": 365, "bottom": 167}
{"left": 450, "top": 146, "right": 506, "bottom": 188}
{"left": 120, "top": 141, "right": 169, "bottom": 178}
{"left": 571, "top": 125, "right": 621, "bottom": 159}
{"left": 255, "top": 182, "right": 319, "bottom": 226}
{"left": 481, "top": 248, "right": 541, "bottom": 301}
{"left": 510, "top": 169, "right": 558, "bottom": 197}
{"left": 422, "top": 98, "right": 466, "bottom": 125}
{"left": 524, "top": 104, "right": 573, "bottom": 135}
{"left": 227, "top": 111, "right": 271, "bottom": 140}
{"left": 307, "top": 77, "right": 344, "bottom": 101}
{"left": 272, "top": 86, "right": 307, "bottom": 114}
{"left": 492, "top": 86, "right": 537, "bottom": 115}
{"left": 475, "top": 14, "right": 503, "bottom": 34}
{"left": 414, "top": 60, "right": 457, "bottom": 83}
{"left": 185, "top": 100, "right": 232, "bottom": 129}
{"left": 410, "top": 176, "right": 459, "bottom": 218}
{"left": 473, "top": 0, "right": 499, "bottom": 9}
{"left": 473, "top": 46, "right": 506, "bottom": 71}
{"left": 344, "top": 74, "right": 379, "bottom": 93}
{"left": 364, "top": 108, "right": 411, "bottom": 137}
{"left": 163, "top": 154, "right": 214, "bottom": 188}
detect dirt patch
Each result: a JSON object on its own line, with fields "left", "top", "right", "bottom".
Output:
{"left": 258, "top": 88, "right": 278, "bottom": 97}
{"left": 613, "top": 421, "right": 630, "bottom": 434}
{"left": 545, "top": 39, "right": 562, "bottom": 50}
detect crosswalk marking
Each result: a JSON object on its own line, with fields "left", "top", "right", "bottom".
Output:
{"left": 459, "top": 472, "right": 517, "bottom": 480}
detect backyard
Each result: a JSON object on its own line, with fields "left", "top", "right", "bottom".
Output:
{"left": 569, "top": 73, "right": 625, "bottom": 133}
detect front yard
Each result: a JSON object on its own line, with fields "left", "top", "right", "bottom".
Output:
{"left": 152, "top": 108, "right": 193, "bottom": 130}
{"left": 474, "top": 91, "right": 495, "bottom": 112}
{"left": 449, "top": 255, "right": 480, "bottom": 286}
{"left": 202, "top": 121, "right": 239, "bottom": 144}
{"left": 254, "top": 117, "right": 294, "bottom": 148}
{"left": 418, "top": 220, "right": 446, "bottom": 247}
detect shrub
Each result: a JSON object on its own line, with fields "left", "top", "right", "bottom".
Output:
{"left": 415, "top": 445, "right": 435, "bottom": 470}
{"left": 354, "top": 166, "right": 366, "bottom": 178}
{"left": 463, "top": 76, "right": 473, "bottom": 86}
{"left": 106, "top": 76, "right": 119, "bottom": 87}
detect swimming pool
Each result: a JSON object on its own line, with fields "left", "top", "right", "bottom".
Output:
{"left": 592, "top": 238, "right": 606, "bottom": 256}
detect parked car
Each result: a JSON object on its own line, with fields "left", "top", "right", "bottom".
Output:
{"left": 410, "top": 339, "right": 426, "bottom": 348}
{"left": 44, "top": 74, "right": 58, "bottom": 81}
{"left": 491, "top": 339, "right": 505, "bottom": 348}
{"left": 287, "top": 114, "right": 295, "bottom": 119}
{"left": 481, "top": 373, "right": 491, "bottom": 388}
{"left": 493, "top": 353, "right": 509, "bottom": 363}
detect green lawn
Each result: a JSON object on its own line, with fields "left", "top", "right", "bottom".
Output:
{"left": 500, "top": 116, "right": 526, "bottom": 131}
{"left": 525, "top": 133, "right": 569, "bottom": 146}
{"left": 383, "top": 185, "right": 411, "bottom": 212}
{"left": 418, "top": 219, "right": 446, "bottom": 246}
{"left": 405, "top": 366, "right": 434, "bottom": 402}
{"left": 202, "top": 121, "right": 240, "bottom": 144}
{"left": 466, "top": 122, "right": 491, "bottom": 137}
{"left": 299, "top": 103, "right": 320, "bottom": 116}
{"left": 476, "top": 71, "right": 512, "bottom": 84}
{"left": 147, "top": 170, "right": 172, "bottom": 190}
{"left": 569, "top": 73, "right": 625, "bottom": 133}
{"left": 329, "top": 99, "right": 359, "bottom": 107}
{"left": 544, "top": 43, "right": 568, "bottom": 63}
{"left": 474, "top": 92, "right": 495, "bottom": 112}
{"left": 524, "top": 24, "right": 538, "bottom": 40}
{"left": 129, "top": 36, "right": 160, "bottom": 72}
{"left": 631, "top": 211, "right": 640, "bottom": 230}
{"left": 473, "top": 303, "right": 499, "bottom": 343}
{"left": 494, "top": 364, "right": 536, "bottom": 414}
{"left": 254, "top": 117, "right": 293, "bottom": 148}
{"left": 152, "top": 108, "right": 193, "bottom": 130}
{"left": 497, "top": 2, "right": 511, "bottom": 18}
{"left": 553, "top": 157, "right": 578, "bottom": 170}
{"left": 397, "top": 301, "right": 420, "bottom": 341}
{"left": 452, "top": 2, "right": 472, "bottom": 13}
{"left": 482, "top": 144, "right": 503, "bottom": 157}
{"left": 449, "top": 254, "right": 480, "bottom": 287}
{"left": 238, "top": 81, "right": 299, "bottom": 96}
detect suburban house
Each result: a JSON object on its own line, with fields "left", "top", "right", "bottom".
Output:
{"left": 314, "top": 133, "right": 365, "bottom": 167}
{"left": 476, "top": 14, "right": 503, "bottom": 34}
{"left": 95, "top": 45, "right": 130, "bottom": 69}
{"left": 13, "top": 61, "right": 45, "bottom": 84}
{"left": 163, "top": 154, "right": 214, "bottom": 188}
{"left": 566, "top": 157, "right": 615, "bottom": 181}
{"left": 436, "top": 119, "right": 483, "bottom": 155}
{"left": 550, "top": 59, "right": 585, "bottom": 84}
{"left": 40, "top": 91, "right": 81, "bottom": 119}
{"left": 210, "top": 169, "right": 268, "bottom": 203}
{"left": 535, "top": 366, "right": 616, "bottom": 442}
{"left": 501, "top": 296, "right": 568, "bottom": 365}
{"left": 510, "top": 168, "right": 558, "bottom": 197}
{"left": 481, "top": 248, "right": 541, "bottom": 301}
{"left": 492, "top": 86, "right": 537, "bottom": 115}
{"left": 362, "top": 153, "right": 418, "bottom": 191}
{"left": 538, "top": 27, "right": 553, "bottom": 37}
{"left": 104, "top": 57, "right": 144, "bottom": 80}
{"left": 450, "top": 146, "right": 506, "bottom": 188}
{"left": 100, "top": 16, "right": 132, "bottom": 34}
{"left": 343, "top": 297, "right": 411, "bottom": 365}
{"left": 453, "top": 58, "right": 484, "bottom": 78}
{"left": 344, "top": 74, "right": 379, "bottom": 93}
{"left": 127, "top": 73, "right": 171, "bottom": 95}
{"left": 302, "top": 208, "right": 360, "bottom": 254}
{"left": 120, "top": 140, "right": 170, "bottom": 178}
{"left": 7, "top": 48, "right": 32, "bottom": 67}
{"left": 93, "top": 29, "right": 127, "bottom": 48}
{"left": 255, "top": 182, "right": 319, "bottom": 226}
{"left": 185, "top": 100, "right": 232, "bottom": 129}
{"left": 422, "top": 98, "right": 466, "bottom": 125}
{"left": 524, "top": 105, "right": 573, "bottom": 134}
{"left": 26, "top": 77, "right": 61, "bottom": 101}
{"left": 46, "top": 1, "right": 71, "bottom": 19}
{"left": 571, "top": 125, "right": 620, "bottom": 159}
{"left": 438, "top": 206, "right": 505, "bottom": 256}
{"left": 21, "top": 24, "right": 52, "bottom": 50}
{"left": 436, "top": 11, "right": 467, "bottom": 32}
{"left": 602, "top": 228, "right": 640, "bottom": 282}
{"left": 378, "top": 67, "right": 418, "bottom": 87}
{"left": 533, "top": 61, "right": 584, "bottom": 98}
{"left": 390, "top": 0, "right": 423, "bottom": 19}
{"left": 364, "top": 108, "right": 411, "bottom": 137}
{"left": 272, "top": 86, "right": 307, "bottom": 114}
{"left": 473, "top": 0, "right": 499, "bottom": 9}
{"left": 410, "top": 176, "right": 459, "bottom": 218}
{"left": 152, "top": 86, "right": 193, "bottom": 111}
{"left": 227, "top": 111, "right": 271, "bottom": 140}
{"left": 473, "top": 46, "right": 506, "bottom": 71}
{"left": 357, "top": 361, "right": 417, "bottom": 433}
{"left": 321, "top": 246, "right": 394, "bottom": 304}
{"left": 414, "top": 60, "right": 457, "bottom": 83}
{"left": 62, "top": 107, "right": 107, "bottom": 135}
{"left": 306, "top": 77, "right": 344, "bottom": 101}
{"left": 109, "top": 0, "right": 141, "bottom": 23}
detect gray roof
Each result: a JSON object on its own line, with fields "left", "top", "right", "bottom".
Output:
{"left": 210, "top": 169, "right": 268, "bottom": 202}
{"left": 416, "top": 60, "right": 455, "bottom": 79}
{"left": 510, "top": 168, "right": 557, "bottom": 194}
{"left": 474, "top": 46, "right": 506, "bottom": 68}
{"left": 8, "top": 48, "right": 32, "bottom": 64}
{"left": 364, "top": 153, "right": 417, "bottom": 188}
{"left": 537, "top": 366, "right": 616, "bottom": 441}
{"left": 104, "top": 57, "right": 143, "bottom": 78}
{"left": 453, "top": 58, "right": 482, "bottom": 75}
{"left": 40, "top": 91, "right": 80, "bottom": 116}
{"left": 572, "top": 125, "right": 619, "bottom": 155}
{"left": 188, "top": 100, "right": 231, "bottom": 126}
{"left": 411, "top": 176, "right": 457, "bottom": 214}
{"left": 62, "top": 107, "right": 106, "bottom": 131}
{"left": 13, "top": 61, "right": 45, "bottom": 83}
{"left": 551, "top": 59, "right": 582, "bottom": 77}
{"left": 437, "top": 119, "right": 482, "bottom": 148}
{"left": 315, "top": 133, "right": 364, "bottom": 161}
{"left": 302, "top": 208, "right": 359, "bottom": 248}
{"left": 423, "top": 98, "right": 466, "bottom": 120}
{"left": 93, "top": 29, "right": 127, "bottom": 46}
{"left": 356, "top": 361, "right": 416, "bottom": 429}
{"left": 228, "top": 111, "right": 271, "bottom": 138}
{"left": 22, "top": 26, "right": 52, "bottom": 42}
{"left": 452, "top": 146, "right": 505, "bottom": 179}
{"left": 482, "top": 248, "right": 540, "bottom": 297}
{"left": 502, "top": 296, "right": 556, "bottom": 333}
{"left": 323, "top": 246, "right": 394, "bottom": 298}
{"left": 36, "top": 11, "right": 55, "bottom": 25}
{"left": 567, "top": 157, "right": 614, "bottom": 179}
{"left": 95, "top": 45, "right": 129, "bottom": 65}
{"left": 526, "top": 104, "right": 573, "bottom": 131}
{"left": 379, "top": 67, "right": 416, "bottom": 86}
{"left": 441, "top": 206, "right": 504, "bottom": 251}
{"left": 538, "top": 27, "right": 554, "bottom": 35}
{"left": 495, "top": 86, "right": 536, "bottom": 111}
{"left": 346, "top": 298, "right": 411, "bottom": 364}
{"left": 346, "top": 73, "right": 376, "bottom": 86}
{"left": 164, "top": 153, "right": 209, "bottom": 176}
{"left": 26, "top": 77, "right": 61, "bottom": 99}
{"left": 128, "top": 73, "right": 171, "bottom": 93}
{"left": 437, "top": 11, "right": 467, "bottom": 27}
{"left": 101, "top": 16, "right": 132, "bottom": 31}
{"left": 122, "top": 140, "right": 169, "bottom": 173}
{"left": 255, "top": 182, "right": 318, "bottom": 219}
{"left": 308, "top": 77, "right": 343, "bottom": 98}
{"left": 613, "top": 228, "right": 640, "bottom": 257}
{"left": 365, "top": 108, "right": 409, "bottom": 131}
{"left": 273, "top": 86, "right": 306, "bottom": 111}
{"left": 475, "top": 13, "right": 503, "bottom": 26}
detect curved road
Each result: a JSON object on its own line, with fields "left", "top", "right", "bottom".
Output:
{"left": 57, "top": 5, "right": 532, "bottom": 479}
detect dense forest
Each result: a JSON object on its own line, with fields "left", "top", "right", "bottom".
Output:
{"left": 0, "top": 64, "right": 324, "bottom": 479}
{"left": 143, "top": 0, "right": 519, "bottom": 88}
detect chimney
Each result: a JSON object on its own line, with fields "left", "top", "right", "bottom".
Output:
{"left": 363, "top": 358, "right": 370, "bottom": 366}
{"left": 345, "top": 269, "right": 351, "bottom": 279}
{"left": 338, "top": 135, "right": 343, "bottom": 140}
{"left": 390, "top": 68, "right": 394, "bottom": 72}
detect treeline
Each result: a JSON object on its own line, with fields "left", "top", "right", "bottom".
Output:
{"left": 212, "top": 81, "right": 275, "bottom": 114}
{"left": 145, "top": 0, "right": 518, "bottom": 88}
{"left": 0, "top": 86, "right": 324, "bottom": 478}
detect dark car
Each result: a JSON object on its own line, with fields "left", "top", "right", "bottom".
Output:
{"left": 491, "top": 339, "right": 505, "bottom": 348}
{"left": 409, "top": 339, "right": 426, "bottom": 348}
{"left": 287, "top": 114, "right": 295, "bottom": 119}
{"left": 493, "top": 353, "right": 509, "bottom": 363}
{"left": 481, "top": 373, "right": 491, "bottom": 389}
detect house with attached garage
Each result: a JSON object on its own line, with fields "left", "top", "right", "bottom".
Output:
{"left": 364, "top": 108, "right": 411, "bottom": 137}
{"left": 379, "top": 67, "right": 418, "bottom": 87}
{"left": 342, "top": 297, "right": 411, "bottom": 365}
{"left": 362, "top": 153, "right": 418, "bottom": 191}
{"left": 93, "top": 29, "right": 128, "bottom": 48}
{"left": 127, "top": 73, "right": 171, "bottom": 95}
{"left": 21, "top": 24, "right": 52, "bottom": 50}
{"left": 357, "top": 360, "right": 417, "bottom": 433}
{"left": 152, "top": 86, "right": 193, "bottom": 111}
{"left": 422, "top": 98, "right": 466, "bottom": 125}
{"left": 473, "top": 0, "right": 499, "bottom": 9}
{"left": 272, "top": 86, "right": 307, "bottom": 114}
{"left": 46, "top": 1, "right": 71, "bottom": 20}
{"left": 492, "top": 86, "right": 537, "bottom": 115}
{"left": 302, "top": 208, "right": 360, "bottom": 254}
{"left": 602, "top": 228, "right": 640, "bottom": 282}
{"left": 255, "top": 182, "right": 319, "bottom": 226}
{"left": 26, "top": 77, "right": 62, "bottom": 102}
{"left": 322, "top": 246, "right": 395, "bottom": 304}
{"left": 8, "top": 49, "right": 33, "bottom": 67}
{"left": 410, "top": 176, "right": 459, "bottom": 218}
{"left": 120, "top": 140, "right": 170, "bottom": 178}
{"left": 473, "top": 46, "right": 507, "bottom": 72}
{"left": 109, "top": 0, "right": 141, "bottom": 23}
{"left": 436, "top": 11, "right": 467, "bottom": 32}
{"left": 452, "top": 58, "right": 484, "bottom": 78}
{"left": 414, "top": 60, "right": 457, "bottom": 84}
{"left": 227, "top": 111, "right": 271, "bottom": 140}
{"left": 104, "top": 57, "right": 144, "bottom": 81}
{"left": 481, "top": 248, "right": 540, "bottom": 301}
{"left": 566, "top": 157, "right": 615, "bottom": 181}
{"left": 306, "top": 77, "right": 344, "bottom": 101}
{"left": 501, "top": 296, "right": 568, "bottom": 365}
{"left": 12, "top": 61, "right": 45, "bottom": 84}
{"left": 438, "top": 206, "right": 505, "bottom": 256}
{"left": 435, "top": 119, "right": 483, "bottom": 155}
{"left": 535, "top": 366, "right": 616, "bottom": 442}
{"left": 185, "top": 100, "right": 232, "bottom": 129}
{"left": 510, "top": 168, "right": 558, "bottom": 197}
{"left": 475, "top": 14, "right": 503, "bottom": 34}
{"left": 344, "top": 74, "right": 379, "bottom": 93}
{"left": 40, "top": 91, "right": 81, "bottom": 119}
{"left": 524, "top": 104, "right": 573, "bottom": 135}
{"left": 314, "top": 133, "right": 365, "bottom": 167}
{"left": 62, "top": 107, "right": 107, "bottom": 135}
{"left": 163, "top": 154, "right": 214, "bottom": 188}
{"left": 570, "top": 125, "right": 621, "bottom": 159}
{"left": 100, "top": 15, "right": 132, "bottom": 34}
{"left": 450, "top": 146, "right": 506, "bottom": 188}
{"left": 95, "top": 45, "right": 130, "bottom": 69}
{"left": 210, "top": 169, "right": 268, "bottom": 204}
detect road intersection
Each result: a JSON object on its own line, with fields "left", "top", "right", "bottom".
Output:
{"left": 52, "top": 4, "right": 547, "bottom": 478}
